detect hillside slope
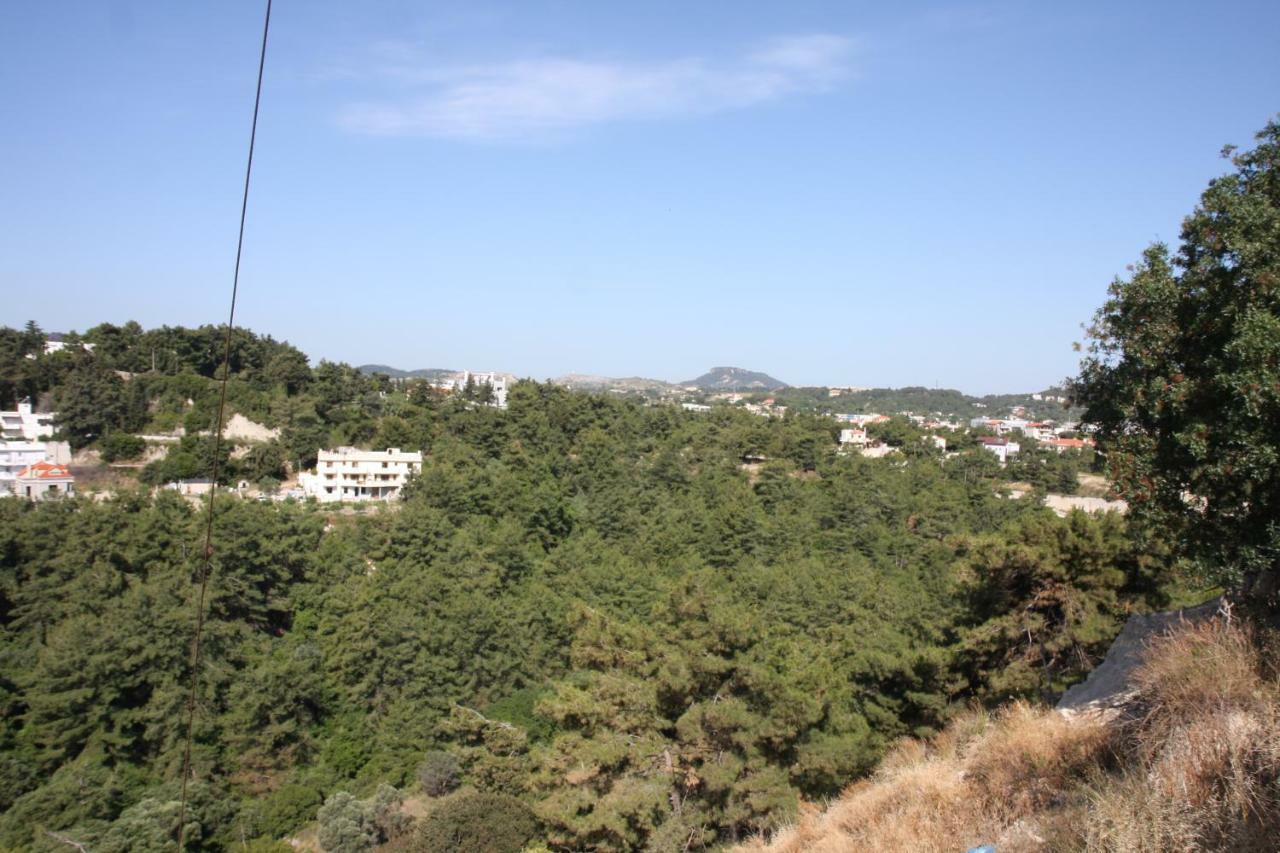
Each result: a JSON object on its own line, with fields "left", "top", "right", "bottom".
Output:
{"left": 741, "top": 612, "right": 1279, "bottom": 852}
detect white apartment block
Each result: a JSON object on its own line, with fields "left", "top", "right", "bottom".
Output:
{"left": 1, "top": 399, "right": 55, "bottom": 440}
{"left": 435, "top": 371, "right": 509, "bottom": 409}
{"left": 0, "top": 440, "right": 71, "bottom": 494}
{"left": 300, "top": 446, "right": 423, "bottom": 503}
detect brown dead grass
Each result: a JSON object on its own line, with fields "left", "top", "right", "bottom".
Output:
{"left": 741, "top": 615, "right": 1280, "bottom": 852}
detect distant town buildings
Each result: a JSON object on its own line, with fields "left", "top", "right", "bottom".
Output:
{"left": 835, "top": 413, "right": 890, "bottom": 426}
{"left": 1, "top": 399, "right": 55, "bottom": 441}
{"left": 14, "top": 461, "right": 75, "bottom": 501}
{"left": 1043, "top": 437, "right": 1091, "bottom": 453}
{"left": 300, "top": 447, "right": 423, "bottom": 503}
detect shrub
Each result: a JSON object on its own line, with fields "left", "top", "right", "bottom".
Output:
{"left": 417, "top": 751, "right": 461, "bottom": 797}
{"left": 414, "top": 791, "right": 538, "bottom": 853}
{"left": 100, "top": 432, "right": 147, "bottom": 462}
{"left": 371, "top": 783, "right": 412, "bottom": 841}
{"left": 255, "top": 783, "right": 323, "bottom": 838}
{"left": 316, "top": 792, "right": 375, "bottom": 853}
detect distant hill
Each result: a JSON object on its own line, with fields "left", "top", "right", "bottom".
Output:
{"left": 356, "top": 364, "right": 456, "bottom": 380}
{"left": 554, "top": 374, "right": 676, "bottom": 393}
{"left": 682, "top": 367, "right": 789, "bottom": 391}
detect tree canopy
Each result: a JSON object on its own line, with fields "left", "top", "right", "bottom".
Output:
{"left": 1073, "top": 118, "right": 1280, "bottom": 600}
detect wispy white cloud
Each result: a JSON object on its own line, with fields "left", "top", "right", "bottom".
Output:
{"left": 336, "top": 35, "right": 856, "bottom": 141}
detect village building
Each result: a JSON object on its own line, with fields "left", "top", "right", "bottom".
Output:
{"left": 1043, "top": 437, "right": 1091, "bottom": 453}
{"left": 978, "top": 436, "right": 1021, "bottom": 465}
{"left": 835, "top": 413, "right": 890, "bottom": 426}
{"left": 14, "top": 461, "right": 75, "bottom": 501}
{"left": 163, "top": 478, "right": 216, "bottom": 497}
{"left": 839, "top": 428, "right": 869, "bottom": 448}
{"left": 1, "top": 399, "right": 56, "bottom": 441}
{"left": 300, "top": 446, "right": 423, "bottom": 503}
{"left": 0, "top": 440, "right": 71, "bottom": 494}
{"left": 434, "top": 371, "right": 509, "bottom": 409}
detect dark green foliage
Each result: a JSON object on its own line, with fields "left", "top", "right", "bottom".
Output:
{"left": 53, "top": 355, "right": 146, "bottom": 448}
{"left": 0, "top": 328, "right": 1183, "bottom": 848}
{"left": 99, "top": 432, "right": 147, "bottom": 463}
{"left": 1073, "top": 119, "right": 1280, "bottom": 599}
{"left": 250, "top": 783, "right": 324, "bottom": 839}
{"left": 413, "top": 791, "right": 538, "bottom": 853}
{"left": 952, "top": 511, "right": 1172, "bottom": 702}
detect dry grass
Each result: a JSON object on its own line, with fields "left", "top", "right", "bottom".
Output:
{"left": 744, "top": 704, "right": 1113, "bottom": 853}
{"left": 1084, "top": 620, "right": 1280, "bottom": 851}
{"left": 740, "top": 615, "right": 1280, "bottom": 852}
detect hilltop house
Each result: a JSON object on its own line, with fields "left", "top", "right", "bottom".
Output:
{"left": 300, "top": 447, "right": 423, "bottom": 503}
{"left": 14, "top": 461, "right": 75, "bottom": 501}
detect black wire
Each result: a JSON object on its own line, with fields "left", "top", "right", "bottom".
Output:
{"left": 177, "top": 0, "right": 271, "bottom": 846}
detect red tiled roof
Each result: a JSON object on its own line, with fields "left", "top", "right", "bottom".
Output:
{"left": 18, "top": 461, "right": 73, "bottom": 479}
{"left": 1046, "top": 438, "right": 1088, "bottom": 448}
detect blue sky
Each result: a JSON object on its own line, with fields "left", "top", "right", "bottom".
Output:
{"left": 2, "top": 1, "right": 1277, "bottom": 393}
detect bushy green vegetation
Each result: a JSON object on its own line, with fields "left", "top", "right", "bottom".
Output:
{"left": 0, "top": 369, "right": 1172, "bottom": 849}
{"left": 1074, "top": 119, "right": 1280, "bottom": 598}
{"left": 758, "top": 385, "right": 1080, "bottom": 422}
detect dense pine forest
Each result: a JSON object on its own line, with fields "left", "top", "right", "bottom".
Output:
{"left": 2, "top": 118, "right": 1276, "bottom": 853}
{"left": 0, "top": 331, "right": 1182, "bottom": 850}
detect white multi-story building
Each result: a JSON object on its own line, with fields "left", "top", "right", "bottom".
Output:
{"left": 1, "top": 399, "right": 55, "bottom": 440}
{"left": 462, "top": 371, "right": 508, "bottom": 408}
{"left": 433, "top": 371, "right": 509, "bottom": 409}
{"left": 0, "top": 440, "right": 71, "bottom": 494}
{"left": 300, "top": 447, "right": 423, "bottom": 503}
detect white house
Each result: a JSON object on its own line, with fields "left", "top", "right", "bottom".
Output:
{"left": 300, "top": 447, "right": 423, "bottom": 503}
{"left": 436, "top": 371, "right": 509, "bottom": 409}
{"left": 839, "top": 428, "right": 869, "bottom": 448}
{"left": 1, "top": 399, "right": 55, "bottom": 440}
{"left": 14, "top": 461, "right": 75, "bottom": 501}
{"left": 163, "top": 478, "right": 216, "bottom": 497}
{"left": 0, "top": 440, "right": 71, "bottom": 494}
{"left": 979, "top": 437, "right": 1021, "bottom": 466}
{"left": 42, "top": 335, "right": 95, "bottom": 356}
